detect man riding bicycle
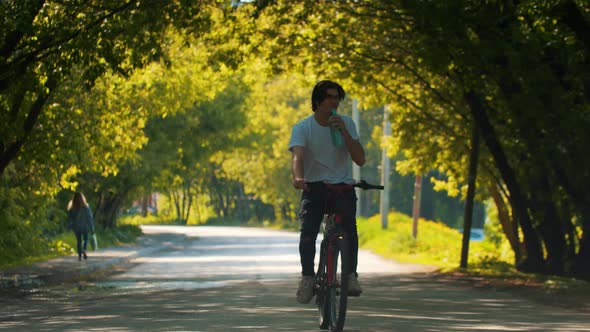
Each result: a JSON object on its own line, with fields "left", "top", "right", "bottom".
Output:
{"left": 288, "top": 80, "right": 366, "bottom": 304}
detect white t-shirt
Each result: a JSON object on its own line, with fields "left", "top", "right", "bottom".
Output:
{"left": 288, "top": 114, "right": 360, "bottom": 184}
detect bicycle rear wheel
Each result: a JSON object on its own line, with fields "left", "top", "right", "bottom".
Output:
{"left": 327, "top": 235, "right": 350, "bottom": 332}
{"left": 316, "top": 240, "right": 330, "bottom": 329}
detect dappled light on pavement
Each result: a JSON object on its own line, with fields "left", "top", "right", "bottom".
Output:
{"left": 2, "top": 276, "right": 589, "bottom": 331}
{"left": 1, "top": 226, "right": 588, "bottom": 331}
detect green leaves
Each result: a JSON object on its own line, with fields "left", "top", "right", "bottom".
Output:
{"left": 0, "top": 0, "right": 216, "bottom": 177}
{"left": 0, "top": 1, "right": 219, "bottom": 235}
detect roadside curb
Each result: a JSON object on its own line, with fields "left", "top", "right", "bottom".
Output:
{"left": 0, "top": 245, "right": 165, "bottom": 290}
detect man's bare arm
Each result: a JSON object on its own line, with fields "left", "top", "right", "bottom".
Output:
{"left": 329, "top": 115, "right": 366, "bottom": 166}
{"left": 291, "top": 146, "right": 309, "bottom": 191}
{"left": 341, "top": 130, "right": 366, "bottom": 166}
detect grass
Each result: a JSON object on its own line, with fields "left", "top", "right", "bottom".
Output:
{"left": 118, "top": 214, "right": 177, "bottom": 225}
{"left": 0, "top": 224, "right": 142, "bottom": 270}
{"left": 356, "top": 212, "right": 590, "bottom": 309}
{"left": 357, "top": 212, "right": 512, "bottom": 269}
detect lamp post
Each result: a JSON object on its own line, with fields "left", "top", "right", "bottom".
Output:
{"left": 380, "top": 105, "right": 391, "bottom": 229}
{"left": 412, "top": 175, "right": 422, "bottom": 238}
{"left": 352, "top": 99, "right": 362, "bottom": 216}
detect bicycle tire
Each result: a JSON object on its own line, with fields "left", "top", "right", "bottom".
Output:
{"left": 328, "top": 235, "right": 350, "bottom": 332}
{"left": 317, "top": 240, "right": 330, "bottom": 329}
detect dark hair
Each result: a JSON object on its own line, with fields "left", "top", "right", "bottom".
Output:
{"left": 311, "top": 80, "right": 345, "bottom": 112}
{"left": 68, "top": 192, "right": 89, "bottom": 210}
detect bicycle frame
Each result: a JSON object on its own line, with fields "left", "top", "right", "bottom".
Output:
{"left": 323, "top": 209, "right": 346, "bottom": 285}
{"left": 316, "top": 183, "right": 355, "bottom": 331}
{"left": 313, "top": 181, "right": 383, "bottom": 331}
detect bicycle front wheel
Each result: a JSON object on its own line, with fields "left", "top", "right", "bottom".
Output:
{"left": 317, "top": 240, "right": 330, "bottom": 329}
{"left": 327, "top": 235, "right": 350, "bottom": 332}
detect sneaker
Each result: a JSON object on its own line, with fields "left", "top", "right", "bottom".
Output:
{"left": 347, "top": 274, "right": 362, "bottom": 296}
{"left": 296, "top": 276, "right": 315, "bottom": 304}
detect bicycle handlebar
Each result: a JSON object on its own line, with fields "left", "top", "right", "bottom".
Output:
{"left": 315, "top": 180, "right": 384, "bottom": 191}
{"left": 352, "top": 180, "right": 384, "bottom": 190}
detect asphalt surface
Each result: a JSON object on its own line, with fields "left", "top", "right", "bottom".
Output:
{"left": 1, "top": 226, "right": 589, "bottom": 332}
{"left": 0, "top": 225, "right": 435, "bottom": 291}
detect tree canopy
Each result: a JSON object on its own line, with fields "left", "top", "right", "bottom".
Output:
{"left": 1, "top": 0, "right": 589, "bottom": 279}
{"left": 231, "top": 0, "right": 590, "bottom": 276}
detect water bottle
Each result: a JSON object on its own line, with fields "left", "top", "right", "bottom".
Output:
{"left": 329, "top": 108, "right": 343, "bottom": 147}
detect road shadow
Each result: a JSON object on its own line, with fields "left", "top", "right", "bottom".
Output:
{"left": 1, "top": 273, "right": 589, "bottom": 331}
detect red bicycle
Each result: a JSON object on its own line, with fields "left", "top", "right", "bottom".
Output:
{"left": 314, "top": 180, "right": 383, "bottom": 331}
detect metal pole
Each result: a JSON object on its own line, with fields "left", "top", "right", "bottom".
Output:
{"left": 352, "top": 99, "right": 362, "bottom": 217}
{"left": 380, "top": 105, "right": 391, "bottom": 229}
{"left": 412, "top": 175, "right": 422, "bottom": 238}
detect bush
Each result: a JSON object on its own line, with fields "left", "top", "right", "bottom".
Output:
{"left": 0, "top": 187, "right": 57, "bottom": 268}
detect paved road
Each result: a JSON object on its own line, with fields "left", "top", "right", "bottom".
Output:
{"left": 1, "top": 225, "right": 589, "bottom": 331}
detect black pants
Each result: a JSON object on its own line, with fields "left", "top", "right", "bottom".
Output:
{"left": 298, "top": 182, "right": 358, "bottom": 277}
{"left": 75, "top": 231, "right": 89, "bottom": 255}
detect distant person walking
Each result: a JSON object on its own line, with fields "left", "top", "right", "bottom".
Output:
{"left": 67, "top": 192, "right": 95, "bottom": 261}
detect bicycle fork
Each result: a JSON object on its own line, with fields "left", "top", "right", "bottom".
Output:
{"left": 325, "top": 214, "right": 344, "bottom": 286}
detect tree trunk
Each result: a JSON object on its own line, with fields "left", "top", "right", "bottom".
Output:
{"left": 550, "top": 161, "right": 590, "bottom": 278}
{"left": 574, "top": 210, "right": 590, "bottom": 279}
{"left": 170, "top": 190, "right": 182, "bottom": 223}
{"left": 182, "top": 182, "right": 192, "bottom": 224}
{"left": 561, "top": 204, "right": 577, "bottom": 271}
{"left": 489, "top": 183, "right": 521, "bottom": 263}
{"left": 0, "top": 78, "right": 56, "bottom": 175}
{"left": 237, "top": 185, "right": 245, "bottom": 223}
{"left": 141, "top": 196, "right": 149, "bottom": 217}
{"left": 209, "top": 174, "right": 225, "bottom": 218}
{"left": 465, "top": 90, "right": 545, "bottom": 272}
{"left": 94, "top": 191, "right": 125, "bottom": 229}
{"left": 460, "top": 120, "right": 479, "bottom": 269}
{"left": 223, "top": 190, "right": 230, "bottom": 218}
{"left": 530, "top": 176, "right": 567, "bottom": 275}
{"left": 181, "top": 185, "right": 188, "bottom": 224}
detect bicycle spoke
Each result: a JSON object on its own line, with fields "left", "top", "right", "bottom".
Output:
{"left": 328, "top": 237, "right": 349, "bottom": 332}
{"left": 316, "top": 240, "right": 331, "bottom": 329}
